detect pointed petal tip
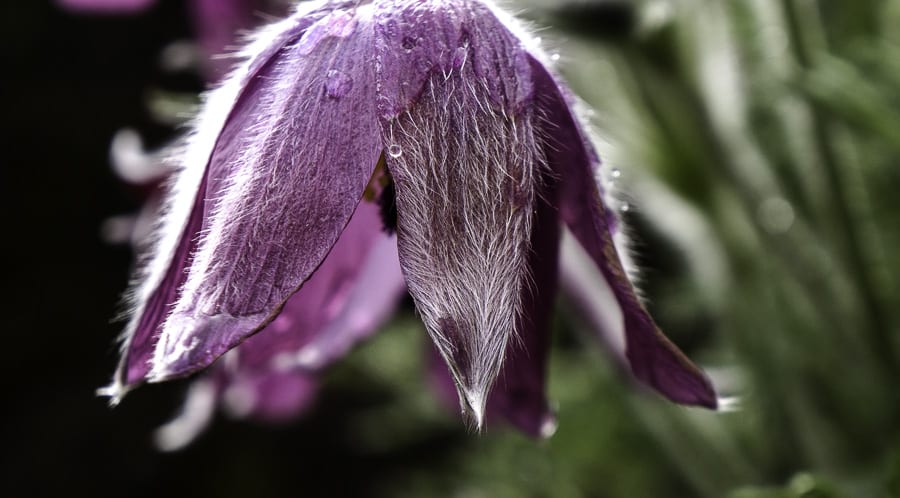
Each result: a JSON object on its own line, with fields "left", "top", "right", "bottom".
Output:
{"left": 459, "top": 388, "right": 487, "bottom": 433}
{"left": 96, "top": 380, "right": 132, "bottom": 407}
{"left": 149, "top": 310, "right": 270, "bottom": 382}
{"left": 653, "top": 369, "right": 719, "bottom": 410}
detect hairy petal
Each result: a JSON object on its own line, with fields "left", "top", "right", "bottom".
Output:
{"left": 154, "top": 199, "right": 390, "bottom": 449}
{"left": 149, "top": 4, "right": 381, "bottom": 381}
{"left": 374, "top": 0, "right": 542, "bottom": 427}
{"left": 428, "top": 187, "right": 559, "bottom": 436}
{"left": 101, "top": 11, "right": 318, "bottom": 401}
{"left": 531, "top": 56, "right": 717, "bottom": 408}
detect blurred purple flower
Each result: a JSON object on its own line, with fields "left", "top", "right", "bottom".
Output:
{"left": 56, "top": 0, "right": 156, "bottom": 13}
{"left": 102, "top": 0, "right": 717, "bottom": 440}
{"left": 57, "top": 0, "right": 290, "bottom": 79}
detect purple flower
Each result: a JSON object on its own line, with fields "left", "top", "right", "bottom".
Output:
{"left": 56, "top": 0, "right": 157, "bottom": 12}
{"left": 102, "top": 0, "right": 717, "bottom": 437}
{"left": 57, "top": 0, "right": 290, "bottom": 79}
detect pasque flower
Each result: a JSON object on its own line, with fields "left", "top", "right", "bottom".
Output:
{"left": 102, "top": 0, "right": 717, "bottom": 435}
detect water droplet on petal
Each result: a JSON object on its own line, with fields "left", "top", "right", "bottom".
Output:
{"left": 324, "top": 69, "right": 353, "bottom": 98}
{"left": 539, "top": 413, "right": 558, "bottom": 439}
{"left": 387, "top": 144, "right": 403, "bottom": 158}
{"left": 610, "top": 168, "right": 621, "bottom": 178}
{"left": 619, "top": 202, "right": 630, "bottom": 213}
{"left": 550, "top": 53, "right": 561, "bottom": 61}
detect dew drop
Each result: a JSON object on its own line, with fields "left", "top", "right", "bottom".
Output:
{"left": 550, "top": 53, "right": 561, "bottom": 61}
{"left": 610, "top": 168, "right": 621, "bottom": 178}
{"left": 619, "top": 202, "right": 630, "bottom": 213}
{"left": 324, "top": 69, "right": 353, "bottom": 98}
{"left": 387, "top": 144, "right": 403, "bottom": 158}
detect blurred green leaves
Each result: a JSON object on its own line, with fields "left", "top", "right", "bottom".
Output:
{"left": 320, "top": 0, "right": 900, "bottom": 496}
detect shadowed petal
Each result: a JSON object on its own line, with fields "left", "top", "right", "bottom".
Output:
{"left": 489, "top": 182, "right": 560, "bottom": 437}
{"left": 530, "top": 56, "right": 717, "bottom": 409}
{"left": 558, "top": 228, "right": 627, "bottom": 362}
{"left": 229, "top": 202, "right": 390, "bottom": 372}
{"left": 277, "top": 233, "right": 406, "bottom": 372}
{"left": 133, "top": 4, "right": 380, "bottom": 383}
{"left": 374, "top": 0, "right": 543, "bottom": 427}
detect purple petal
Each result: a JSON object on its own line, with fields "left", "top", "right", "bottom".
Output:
{"left": 220, "top": 370, "right": 318, "bottom": 421}
{"left": 150, "top": 6, "right": 381, "bottom": 381}
{"left": 101, "top": 9, "right": 334, "bottom": 401}
{"left": 155, "top": 197, "right": 394, "bottom": 447}
{"left": 558, "top": 229, "right": 628, "bottom": 363}
{"left": 278, "top": 232, "right": 406, "bottom": 372}
{"left": 230, "top": 198, "right": 395, "bottom": 370}
{"left": 530, "top": 56, "right": 717, "bottom": 409}
{"left": 120, "top": 178, "right": 208, "bottom": 386}
{"left": 489, "top": 188, "right": 560, "bottom": 437}
{"left": 212, "top": 201, "right": 386, "bottom": 424}
{"left": 56, "top": 0, "right": 156, "bottom": 13}
{"left": 373, "top": 0, "right": 543, "bottom": 427}
{"left": 429, "top": 189, "right": 560, "bottom": 437}
{"left": 372, "top": 0, "right": 533, "bottom": 120}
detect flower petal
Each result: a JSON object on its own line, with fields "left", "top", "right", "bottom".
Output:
{"left": 155, "top": 197, "right": 392, "bottom": 448}
{"left": 100, "top": 6, "right": 353, "bottom": 401}
{"left": 530, "top": 56, "right": 717, "bottom": 409}
{"left": 426, "top": 190, "right": 558, "bottom": 437}
{"left": 277, "top": 234, "right": 406, "bottom": 372}
{"left": 374, "top": 0, "right": 543, "bottom": 427}
{"left": 220, "top": 370, "right": 318, "bottom": 422}
{"left": 151, "top": 4, "right": 381, "bottom": 380}
{"left": 488, "top": 186, "right": 559, "bottom": 437}
{"left": 230, "top": 198, "right": 394, "bottom": 371}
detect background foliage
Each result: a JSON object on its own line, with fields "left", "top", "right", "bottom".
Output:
{"left": 3, "top": 0, "right": 899, "bottom": 496}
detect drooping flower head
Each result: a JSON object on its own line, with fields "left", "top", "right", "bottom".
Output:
{"left": 103, "top": 0, "right": 717, "bottom": 436}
